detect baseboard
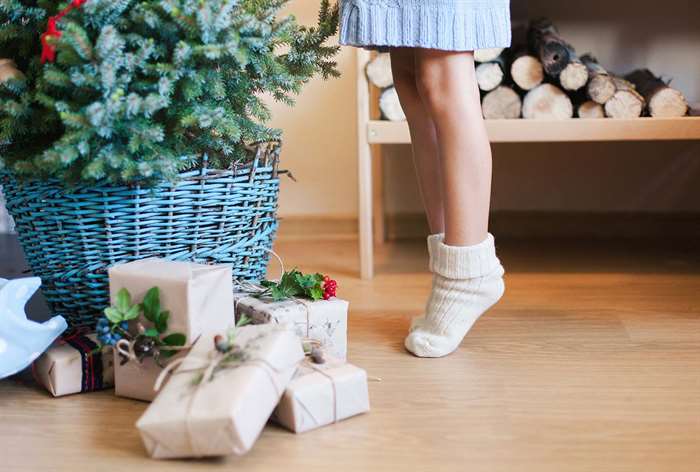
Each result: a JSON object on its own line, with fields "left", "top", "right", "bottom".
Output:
{"left": 279, "top": 212, "right": 700, "bottom": 241}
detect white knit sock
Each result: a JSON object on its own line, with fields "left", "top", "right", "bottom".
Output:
{"left": 405, "top": 233, "right": 505, "bottom": 358}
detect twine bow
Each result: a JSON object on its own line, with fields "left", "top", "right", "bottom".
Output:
{"left": 41, "top": 0, "right": 88, "bottom": 63}
{"left": 115, "top": 337, "right": 193, "bottom": 367}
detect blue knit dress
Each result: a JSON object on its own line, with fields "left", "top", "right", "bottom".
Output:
{"left": 339, "top": 0, "right": 511, "bottom": 52}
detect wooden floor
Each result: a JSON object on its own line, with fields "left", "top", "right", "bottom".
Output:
{"left": 1, "top": 237, "right": 699, "bottom": 471}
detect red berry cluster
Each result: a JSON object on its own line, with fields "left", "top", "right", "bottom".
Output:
{"left": 322, "top": 275, "right": 338, "bottom": 300}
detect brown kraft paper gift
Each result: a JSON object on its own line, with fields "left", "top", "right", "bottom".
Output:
{"left": 136, "top": 324, "right": 304, "bottom": 459}
{"left": 108, "top": 258, "right": 234, "bottom": 401}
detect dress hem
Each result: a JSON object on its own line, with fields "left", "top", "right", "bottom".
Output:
{"left": 339, "top": 1, "right": 512, "bottom": 53}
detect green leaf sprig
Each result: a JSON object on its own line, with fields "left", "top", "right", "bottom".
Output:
{"left": 98, "top": 287, "right": 186, "bottom": 362}
{"left": 259, "top": 269, "right": 325, "bottom": 302}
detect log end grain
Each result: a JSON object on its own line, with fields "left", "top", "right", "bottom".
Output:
{"left": 588, "top": 74, "right": 616, "bottom": 104}
{"left": 379, "top": 87, "right": 406, "bottom": 122}
{"left": 560, "top": 61, "right": 589, "bottom": 92}
{"left": 482, "top": 86, "right": 522, "bottom": 120}
{"left": 366, "top": 53, "right": 394, "bottom": 89}
{"left": 648, "top": 87, "right": 688, "bottom": 118}
{"left": 474, "top": 47, "right": 505, "bottom": 63}
{"left": 475, "top": 62, "right": 504, "bottom": 92}
{"left": 604, "top": 89, "right": 644, "bottom": 119}
{"left": 577, "top": 100, "right": 605, "bottom": 119}
{"left": 522, "top": 83, "right": 574, "bottom": 120}
{"left": 540, "top": 42, "right": 571, "bottom": 77}
{"left": 511, "top": 55, "right": 544, "bottom": 91}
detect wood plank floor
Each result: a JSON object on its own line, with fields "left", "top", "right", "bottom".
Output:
{"left": 1, "top": 237, "right": 699, "bottom": 472}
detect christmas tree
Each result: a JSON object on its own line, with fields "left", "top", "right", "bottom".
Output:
{"left": 0, "top": 0, "right": 339, "bottom": 185}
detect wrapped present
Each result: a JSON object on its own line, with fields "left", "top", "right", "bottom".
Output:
{"left": 235, "top": 295, "right": 348, "bottom": 360}
{"left": 112, "top": 352, "right": 174, "bottom": 402}
{"left": 108, "top": 258, "right": 234, "bottom": 401}
{"left": 136, "top": 324, "right": 304, "bottom": 459}
{"left": 33, "top": 333, "right": 114, "bottom": 397}
{"left": 274, "top": 354, "right": 370, "bottom": 433}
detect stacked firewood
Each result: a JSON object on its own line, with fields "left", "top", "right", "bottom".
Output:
{"left": 367, "top": 18, "right": 689, "bottom": 121}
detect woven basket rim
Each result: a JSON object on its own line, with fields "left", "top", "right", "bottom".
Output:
{"left": 0, "top": 141, "right": 282, "bottom": 190}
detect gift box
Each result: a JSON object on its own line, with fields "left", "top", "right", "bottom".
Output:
{"left": 274, "top": 356, "right": 370, "bottom": 433}
{"left": 112, "top": 353, "right": 172, "bottom": 402}
{"left": 33, "top": 333, "right": 114, "bottom": 397}
{"left": 136, "top": 324, "right": 304, "bottom": 459}
{"left": 235, "top": 295, "right": 348, "bottom": 360}
{"left": 109, "top": 258, "right": 234, "bottom": 401}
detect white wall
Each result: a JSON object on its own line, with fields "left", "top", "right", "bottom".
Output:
{"left": 268, "top": 2, "right": 358, "bottom": 218}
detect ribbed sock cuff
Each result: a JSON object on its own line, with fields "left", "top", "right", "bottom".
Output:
{"left": 429, "top": 233, "right": 499, "bottom": 279}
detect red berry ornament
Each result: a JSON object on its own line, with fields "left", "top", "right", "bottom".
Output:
{"left": 322, "top": 276, "right": 338, "bottom": 300}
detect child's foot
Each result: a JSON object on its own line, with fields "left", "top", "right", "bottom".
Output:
{"left": 405, "top": 233, "right": 505, "bottom": 358}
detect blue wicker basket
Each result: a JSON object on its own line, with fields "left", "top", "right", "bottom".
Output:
{"left": 1, "top": 142, "right": 281, "bottom": 328}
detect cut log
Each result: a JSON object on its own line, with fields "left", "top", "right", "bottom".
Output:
{"left": 604, "top": 77, "right": 644, "bottom": 119}
{"left": 481, "top": 86, "right": 522, "bottom": 119}
{"left": 527, "top": 18, "right": 574, "bottom": 77}
{"left": 475, "top": 60, "right": 504, "bottom": 92}
{"left": 379, "top": 86, "right": 406, "bottom": 121}
{"left": 474, "top": 48, "right": 505, "bottom": 63}
{"left": 522, "top": 83, "right": 573, "bottom": 119}
{"left": 510, "top": 53, "right": 544, "bottom": 91}
{"left": 559, "top": 57, "right": 589, "bottom": 92}
{"left": 580, "top": 54, "right": 616, "bottom": 104}
{"left": 577, "top": 100, "right": 605, "bottom": 119}
{"left": 366, "top": 53, "right": 394, "bottom": 88}
{"left": 625, "top": 69, "right": 688, "bottom": 118}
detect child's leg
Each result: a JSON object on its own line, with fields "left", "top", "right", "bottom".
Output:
{"left": 413, "top": 49, "right": 491, "bottom": 246}
{"left": 389, "top": 48, "right": 444, "bottom": 234}
{"left": 405, "top": 49, "right": 505, "bottom": 358}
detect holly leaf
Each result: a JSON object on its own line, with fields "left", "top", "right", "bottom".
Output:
{"left": 144, "top": 327, "right": 159, "bottom": 337}
{"left": 162, "top": 333, "right": 186, "bottom": 346}
{"left": 115, "top": 288, "right": 131, "bottom": 313}
{"left": 104, "top": 307, "right": 122, "bottom": 323}
{"left": 155, "top": 310, "right": 169, "bottom": 333}
{"left": 271, "top": 285, "right": 290, "bottom": 301}
{"left": 260, "top": 280, "right": 276, "bottom": 288}
{"left": 308, "top": 286, "right": 324, "bottom": 301}
{"left": 142, "top": 287, "right": 160, "bottom": 322}
{"left": 294, "top": 272, "right": 316, "bottom": 289}
{"left": 124, "top": 304, "right": 140, "bottom": 321}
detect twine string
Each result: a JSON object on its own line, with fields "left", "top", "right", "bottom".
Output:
{"left": 115, "top": 338, "right": 193, "bottom": 365}
{"left": 152, "top": 338, "right": 289, "bottom": 457}
{"left": 233, "top": 248, "right": 315, "bottom": 341}
{"left": 298, "top": 359, "right": 339, "bottom": 426}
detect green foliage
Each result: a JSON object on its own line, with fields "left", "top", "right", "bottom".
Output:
{"left": 141, "top": 286, "right": 170, "bottom": 333}
{"left": 260, "top": 268, "right": 325, "bottom": 301}
{"left": 104, "top": 287, "right": 140, "bottom": 322}
{"left": 99, "top": 285, "right": 186, "bottom": 358}
{"left": 0, "top": 0, "right": 339, "bottom": 185}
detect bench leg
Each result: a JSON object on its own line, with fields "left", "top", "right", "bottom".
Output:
{"left": 358, "top": 139, "right": 374, "bottom": 279}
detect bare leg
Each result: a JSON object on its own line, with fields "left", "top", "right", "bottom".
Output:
{"left": 404, "top": 49, "right": 504, "bottom": 358}
{"left": 389, "top": 48, "right": 444, "bottom": 234}
{"left": 414, "top": 49, "right": 491, "bottom": 246}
